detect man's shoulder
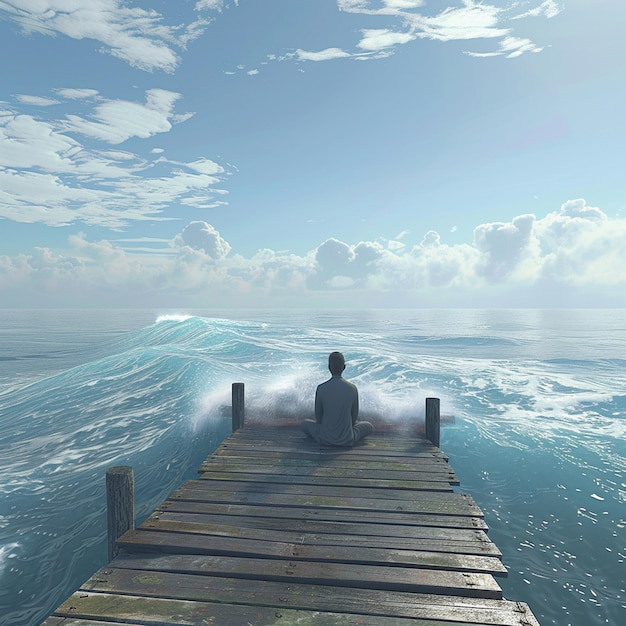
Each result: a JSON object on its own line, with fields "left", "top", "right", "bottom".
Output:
{"left": 322, "top": 376, "right": 358, "bottom": 391}
{"left": 343, "top": 378, "right": 358, "bottom": 393}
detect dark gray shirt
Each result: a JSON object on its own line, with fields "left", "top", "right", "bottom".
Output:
{"left": 314, "top": 375, "right": 359, "bottom": 446}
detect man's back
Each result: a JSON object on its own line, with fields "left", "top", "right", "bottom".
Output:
{"left": 302, "top": 351, "right": 372, "bottom": 447}
{"left": 315, "top": 376, "right": 359, "bottom": 446}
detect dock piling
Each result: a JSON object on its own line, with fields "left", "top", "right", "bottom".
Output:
{"left": 232, "top": 382, "right": 245, "bottom": 432}
{"left": 106, "top": 466, "right": 134, "bottom": 562}
{"left": 425, "top": 397, "right": 441, "bottom": 448}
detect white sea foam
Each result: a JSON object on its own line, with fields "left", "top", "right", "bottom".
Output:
{"left": 0, "top": 543, "right": 19, "bottom": 575}
{"left": 155, "top": 313, "right": 194, "bottom": 323}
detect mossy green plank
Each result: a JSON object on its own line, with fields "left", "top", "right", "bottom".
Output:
{"left": 84, "top": 565, "right": 538, "bottom": 624}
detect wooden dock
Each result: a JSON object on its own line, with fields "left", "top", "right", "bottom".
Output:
{"left": 42, "top": 401, "right": 540, "bottom": 625}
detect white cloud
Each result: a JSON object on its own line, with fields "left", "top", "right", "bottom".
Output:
{"left": 61, "top": 89, "right": 184, "bottom": 144}
{"left": 195, "top": 0, "right": 225, "bottom": 10}
{"left": 387, "top": 240, "right": 405, "bottom": 251}
{"left": 0, "top": 109, "right": 82, "bottom": 171}
{"left": 0, "top": 0, "right": 228, "bottom": 72}
{"left": 384, "top": 0, "right": 425, "bottom": 8}
{"left": 296, "top": 47, "right": 352, "bottom": 62}
{"left": 54, "top": 88, "right": 100, "bottom": 100}
{"left": 474, "top": 214, "right": 537, "bottom": 282}
{"left": 2, "top": 0, "right": 561, "bottom": 77}
{"left": 14, "top": 95, "right": 60, "bottom": 106}
{"left": 357, "top": 28, "right": 416, "bottom": 51}
{"left": 297, "top": 1, "right": 561, "bottom": 62}
{"left": 2, "top": 201, "right": 626, "bottom": 306}
{"left": 172, "top": 221, "right": 231, "bottom": 259}
{"left": 512, "top": 0, "right": 561, "bottom": 20}
{"left": 467, "top": 35, "right": 543, "bottom": 58}
{"left": 533, "top": 200, "right": 626, "bottom": 287}
{"left": 0, "top": 91, "right": 227, "bottom": 228}
{"left": 185, "top": 158, "right": 225, "bottom": 175}
{"left": 406, "top": 2, "right": 515, "bottom": 45}
{"left": 316, "top": 238, "right": 355, "bottom": 268}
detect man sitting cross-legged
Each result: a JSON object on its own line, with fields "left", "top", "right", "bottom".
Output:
{"left": 302, "top": 351, "right": 373, "bottom": 447}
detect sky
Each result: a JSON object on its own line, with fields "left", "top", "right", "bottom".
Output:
{"left": 1, "top": 0, "right": 625, "bottom": 308}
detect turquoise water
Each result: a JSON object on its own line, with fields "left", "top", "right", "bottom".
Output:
{"left": 0, "top": 309, "right": 624, "bottom": 625}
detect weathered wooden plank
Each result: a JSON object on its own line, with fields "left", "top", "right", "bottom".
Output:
{"left": 233, "top": 432, "right": 440, "bottom": 451}
{"left": 147, "top": 510, "right": 491, "bottom": 543}
{"left": 208, "top": 441, "right": 447, "bottom": 455}
{"left": 116, "top": 528, "right": 507, "bottom": 577}
{"left": 42, "top": 620, "right": 142, "bottom": 626}
{"left": 108, "top": 553, "right": 503, "bottom": 597}
{"left": 217, "top": 434, "right": 444, "bottom": 450}
{"left": 145, "top": 512, "right": 501, "bottom": 556}
{"left": 199, "top": 460, "right": 460, "bottom": 483}
{"left": 169, "top": 484, "right": 483, "bottom": 517}
{"left": 175, "top": 479, "right": 478, "bottom": 502}
{"left": 197, "top": 470, "right": 453, "bottom": 491}
{"left": 200, "top": 456, "right": 455, "bottom": 475}
{"left": 214, "top": 443, "right": 448, "bottom": 461}
{"left": 230, "top": 429, "right": 437, "bottom": 447}
{"left": 159, "top": 499, "right": 489, "bottom": 530}
{"left": 142, "top": 514, "right": 500, "bottom": 557}
{"left": 83, "top": 563, "right": 540, "bottom": 624}
{"left": 53, "top": 592, "right": 474, "bottom": 626}
{"left": 224, "top": 439, "right": 444, "bottom": 458}
{"left": 209, "top": 454, "right": 453, "bottom": 473}
{"left": 239, "top": 440, "right": 444, "bottom": 457}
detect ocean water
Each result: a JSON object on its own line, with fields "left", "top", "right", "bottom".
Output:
{"left": 0, "top": 308, "right": 624, "bottom": 626}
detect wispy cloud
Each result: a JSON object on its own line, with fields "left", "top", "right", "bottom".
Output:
{"left": 512, "top": 0, "right": 561, "bottom": 20}
{"left": 61, "top": 89, "right": 186, "bottom": 144}
{"left": 0, "top": 0, "right": 228, "bottom": 72}
{"left": 1, "top": 0, "right": 562, "bottom": 77}
{"left": 465, "top": 35, "right": 543, "bottom": 58}
{"left": 292, "top": 0, "right": 562, "bottom": 64}
{"left": 14, "top": 95, "right": 60, "bottom": 106}
{"left": 0, "top": 90, "right": 228, "bottom": 228}
{"left": 53, "top": 88, "right": 100, "bottom": 100}
{"left": 296, "top": 48, "right": 352, "bottom": 62}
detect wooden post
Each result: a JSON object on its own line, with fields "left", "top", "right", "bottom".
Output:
{"left": 232, "top": 382, "right": 245, "bottom": 432}
{"left": 106, "top": 466, "right": 134, "bottom": 562}
{"left": 425, "top": 397, "right": 440, "bottom": 448}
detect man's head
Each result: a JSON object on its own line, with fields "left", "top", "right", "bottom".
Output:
{"left": 328, "top": 351, "right": 346, "bottom": 376}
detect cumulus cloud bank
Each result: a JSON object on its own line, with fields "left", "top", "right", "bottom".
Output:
{"left": 2, "top": 200, "right": 625, "bottom": 306}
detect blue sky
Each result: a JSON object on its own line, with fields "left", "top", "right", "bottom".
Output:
{"left": 1, "top": 0, "right": 625, "bottom": 307}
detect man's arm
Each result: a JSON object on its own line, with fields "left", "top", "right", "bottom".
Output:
{"left": 314, "top": 386, "right": 323, "bottom": 424}
{"left": 351, "top": 385, "right": 359, "bottom": 425}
